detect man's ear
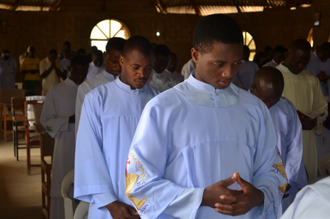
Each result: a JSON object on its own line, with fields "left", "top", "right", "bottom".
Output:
{"left": 191, "top": 47, "right": 200, "bottom": 64}
{"left": 119, "top": 55, "right": 125, "bottom": 67}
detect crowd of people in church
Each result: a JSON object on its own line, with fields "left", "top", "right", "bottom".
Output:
{"left": 1, "top": 13, "right": 330, "bottom": 219}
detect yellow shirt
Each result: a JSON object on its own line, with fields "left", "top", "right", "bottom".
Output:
{"left": 20, "top": 57, "right": 41, "bottom": 81}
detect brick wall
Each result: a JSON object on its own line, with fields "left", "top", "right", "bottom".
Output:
{"left": 0, "top": 0, "right": 329, "bottom": 81}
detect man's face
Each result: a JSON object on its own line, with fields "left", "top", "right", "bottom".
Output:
{"left": 93, "top": 56, "right": 103, "bottom": 67}
{"left": 284, "top": 50, "right": 310, "bottom": 75}
{"left": 273, "top": 52, "right": 285, "bottom": 65}
{"left": 104, "top": 49, "right": 122, "bottom": 76}
{"left": 318, "top": 52, "right": 330, "bottom": 62}
{"left": 193, "top": 42, "right": 243, "bottom": 89}
{"left": 153, "top": 54, "right": 169, "bottom": 73}
{"left": 167, "top": 55, "right": 178, "bottom": 73}
{"left": 48, "top": 53, "right": 57, "bottom": 63}
{"left": 119, "top": 49, "right": 153, "bottom": 89}
{"left": 69, "top": 64, "right": 89, "bottom": 85}
{"left": 251, "top": 84, "right": 280, "bottom": 109}
{"left": 2, "top": 55, "right": 9, "bottom": 61}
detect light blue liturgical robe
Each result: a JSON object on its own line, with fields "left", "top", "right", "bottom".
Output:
{"left": 74, "top": 77, "right": 159, "bottom": 218}
{"left": 269, "top": 97, "right": 308, "bottom": 215}
{"left": 126, "top": 72, "right": 287, "bottom": 219}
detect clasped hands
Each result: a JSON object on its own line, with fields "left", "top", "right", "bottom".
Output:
{"left": 202, "top": 172, "right": 264, "bottom": 216}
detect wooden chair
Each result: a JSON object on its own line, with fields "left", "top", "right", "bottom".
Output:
{"left": 0, "top": 89, "right": 25, "bottom": 141}
{"left": 25, "top": 100, "right": 44, "bottom": 174}
{"left": 11, "top": 97, "right": 31, "bottom": 161}
{"left": 40, "top": 132, "right": 55, "bottom": 219}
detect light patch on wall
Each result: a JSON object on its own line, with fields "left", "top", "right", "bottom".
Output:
{"left": 156, "top": 32, "right": 160, "bottom": 36}
{"left": 0, "top": 4, "right": 11, "bottom": 10}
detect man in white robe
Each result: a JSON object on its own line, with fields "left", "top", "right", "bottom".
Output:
{"left": 165, "top": 52, "right": 184, "bottom": 82}
{"left": 306, "top": 42, "right": 330, "bottom": 96}
{"left": 40, "top": 50, "right": 63, "bottom": 96}
{"left": 147, "top": 44, "right": 180, "bottom": 92}
{"left": 74, "top": 36, "right": 160, "bottom": 219}
{"left": 40, "top": 55, "right": 89, "bottom": 219}
{"left": 85, "top": 49, "right": 105, "bottom": 81}
{"left": 181, "top": 58, "right": 196, "bottom": 80}
{"left": 75, "top": 37, "right": 126, "bottom": 137}
{"left": 0, "top": 50, "right": 17, "bottom": 89}
{"left": 250, "top": 67, "right": 308, "bottom": 216}
{"left": 236, "top": 45, "right": 259, "bottom": 90}
{"left": 280, "top": 176, "right": 330, "bottom": 219}
{"left": 126, "top": 14, "right": 286, "bottom": 219}
{"left": 262, "top": 45, "right": 286, "bottom": 68}
{"left": 276, "top": 39, "right": 328, "bottom": 181}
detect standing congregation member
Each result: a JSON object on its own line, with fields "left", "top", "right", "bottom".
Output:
{"left": 165, "top": 52, "right": 184, "bottom": 82}
{"left": 85, "top": 49, "right": 105, "bottom": 81}
{"left": 20, "top": 46, "right": 41, "bottom": 96}
{"left": 251, "top": 67, "right": 307, "bottom": 216}
{"left": 40, "top": 49, "right": 63, "bottom": 96}
{"left": 236, "top": 45, "right": 259, "bottom": 90}
{"left": 0, "top": 49, "right": 17, "bottom": 89}
{"left": 126, "top": 14, "right": 286, "bottom": 219}
{"left": 306, "top": 42, "right": 330, "bottom": 96}
{"left": 263, "top": 45, "right": 286, "bottom": 68}
{"left": 276, "top": 39, "right": 328, "bottom": 181}
{"left": 75, "top": 37, "right": 126, "bottom": 137}
{"left": 41, "top": 55, "right": 89, "bottom": 219}
{"left": 147, "top": 44, "right": 180, "bottom": 92}
{"left": 74, "top": 36, "right": 159, "bottom": 219}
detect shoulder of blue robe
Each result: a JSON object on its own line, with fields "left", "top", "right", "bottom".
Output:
{"left": 280, "top": 177, "right": 330, "bottom": 219}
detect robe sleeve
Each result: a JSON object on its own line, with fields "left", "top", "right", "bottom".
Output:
{"left": 251, "top": 107, "right": 288, "bottom": 218}
{"left": 285, "top": 104, "right": 307, "bottom": 193}
{"left": 40, "top": 88, "right": 70, "bottom": 138}
{"left": 125, "top": 107, "right": 203, "bottom": 219}
{"left": 74, "top": 93, "right": 117, "bottom": 205}
{"left": 74, "top": 85, "right": 84, "bottom": 138}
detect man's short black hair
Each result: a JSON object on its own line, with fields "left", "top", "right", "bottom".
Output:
{"left": 193, "top": 14, "right": 243, "bottom": 54}
{"left": 77, "top": 48, "right": 86, "bottom": 55}
{"left": 153, "top": 44, "right": 170, "bottom": 57}
{"left": 70, "top": 55, "right": 89, "bottom": 67}
{"left": 273, "top": 45, "right": 286, "bottom": 54}
{"left": 289, "top": 39, "right": 311, "bottom": 54}
{"left": 92, "top": 50, "right": 103, "bottom": 59}
{"left": 106, "top": 37, "right": 126, "bottom": 53}
{"left": 49, "top": 49, "right": 57, "bottom": 55}
{"left": 123, "top": 35, "right": 153, "bottom": 58}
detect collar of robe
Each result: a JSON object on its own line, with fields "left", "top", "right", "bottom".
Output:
{"left": 277, "top": 63, "right": 298, "bottom": 75}
{"left": 101, "top": 70, "right": 115, "bottom": 81}
{"left": 175, "top": 70, "right": 239, "bottom": 108}
{"left": 114, "top": 75, "right": 145, "bottom": 94}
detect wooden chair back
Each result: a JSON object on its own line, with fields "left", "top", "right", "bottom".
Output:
{"left": 0, "top": 89, "right": 25, "bottom": 104}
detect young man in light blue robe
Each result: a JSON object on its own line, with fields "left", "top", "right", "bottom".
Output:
{"left": 74, "top": 36, "right": 160, "bottom": 219}
{"left": 251, "top": 67, "right": 308, "bottom": 217}
{"left": 125, "top": 14, "right": 286, "bottom": 219}
{"left": 40, "top": 55, "right": 89, "bottom": 219}
{"left": 75, "top": 37, "right": 126, "bottom": 137}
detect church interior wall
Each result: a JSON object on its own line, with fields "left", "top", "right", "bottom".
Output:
{"left": 0, "top": 0, "right": 329, "bottom": 81}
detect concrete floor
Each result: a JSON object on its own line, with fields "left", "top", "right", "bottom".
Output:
{"left": 0, "top": 138, "right": 43, "bottom": 219}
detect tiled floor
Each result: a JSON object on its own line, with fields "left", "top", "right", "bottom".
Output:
{"left": 0, "top": 138, "right": 43, "bottom": 219}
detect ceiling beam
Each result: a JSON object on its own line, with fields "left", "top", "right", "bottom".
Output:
{"left": 10, "top": 0, "right": 21, "bottom": 11}
{"left": 234, "top": 0, "right": 242, "bottom": 13}
{"left": 49, "top": 0, "right": 65, "bottom": 11}
{"left": 152, "top": 0, "right": 167, "bottom": 14}
{"left": 189, "top": 0, "right": 201, "bottom": 16}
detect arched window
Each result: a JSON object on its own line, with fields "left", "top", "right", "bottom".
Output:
{"left": 90, "top": 19, "right": 131, "bottom": 52}
{"left": 307, "top": 28, "right": 314, "bottom": 48}
{"left": 242, "top": 31, "right": 256, "bottom": 61}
